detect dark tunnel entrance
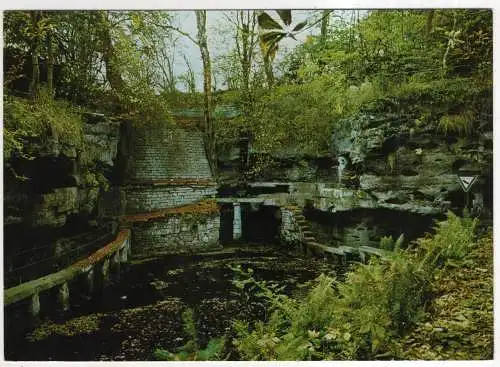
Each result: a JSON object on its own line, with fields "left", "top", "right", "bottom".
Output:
{"left": 242, "top": 204, "right": 281, "bottom": 244}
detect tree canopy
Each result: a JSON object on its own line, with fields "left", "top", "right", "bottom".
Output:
{"left": 3, "top": 10, "right": 493, "bottom": 173}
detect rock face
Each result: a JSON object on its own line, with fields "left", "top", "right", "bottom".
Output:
{"left": 219, "top": 108, "right": 492, "bottom": 218}
{"left": 306, "top": 208, "right": 435, "bottom": 249}
{"left": 5, "top": 119, "right": 121, "bottom": 229}
{"left": 3, "top": 118, "right": 121, "bottom": 284}
{"left": 329, "top": 113, "right": 493, "bottom": 215}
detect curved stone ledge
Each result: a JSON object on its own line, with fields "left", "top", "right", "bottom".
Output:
{"left": 124, "top": 185, "right": 217, "bottom": 214}
{"left": 121, "top": 200, "right": 219, "bottom": 223}
{"left": 4, "top": 229, "right": 131, "bottom": 307}
{"left": 126, "top": 178, "right": 217, "bottom": 187}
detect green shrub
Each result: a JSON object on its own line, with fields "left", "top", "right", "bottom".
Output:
{"left": 438, "top": 110, "right": 475, "bottom": 135}
{"left": 232, "top": 273, "right": 338, "bottom": 361}
{"left": 3, "top": 90, "right": 83, "bottom": 158}
{"left": 418, "top": 210, "right": 478, "bottom": 269}
{"left": 231, "top": 263, "right": 425, "bottom": 360}
{"left": 169, "top": 213, "right": 478, "bottom": 361}
{"left": 154, "top": 308, "right": 225, "bottom": 361}
{"left": 379, "top": 234, "right": 404, "bottom": 251}
{"left": 230, "top": 212, "right": 479, "bottom": 360}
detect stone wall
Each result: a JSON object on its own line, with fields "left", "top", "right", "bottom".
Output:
{"left": 127, "top": 125, "right": 213, "bottom": 181}
{"left": 117, "top": 121, "right": 220, "bottom": 257}
{"left": 131, "top": 212, "right": 220, "bottom": 258}
{"left": 83, "top": 122, "right": 120, "bottom": 167}
{"left": 306, "top": 208, "right": 435, "bottom": 249}
{"left": 30, "top": 187, "right": 101, "bottom": 227}
{"left": 279, "top": 207, "right": 304, "bottom": 247}
{"left": 124, "top": 185, "right": 217, "bottom": 214}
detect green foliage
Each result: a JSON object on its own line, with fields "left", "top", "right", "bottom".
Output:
{"left": 417, "top": 211, "right": 478, "bottom": 269}
{"left": 154, "top": 308, "right": 225, "bottom": 361}
{"left": 379, "top": 234, "right": 404, "bottom": 251}
{"left": 258, "top": 10, "right": 307, "bottom": 62}
{"left": 438, "top": 110, "right": 475, "bottom": 135}
{"left": 231, "top": 272, "right": 339, "bottom": 361}
{"left": 3, "top": 90, "right": 83, "bottom": 158}
{"left": 230, "top": 261, "right": 426, "bottom": 360}
{"left": 243, "top": 77, "right": 340, "bottom": 156}
{"left": 216, "top": 9, "right": 491, "bottom": 159}
{"left": 334, "top": 250, "right": 429, "bottom": 358}
{"left": 82, "top": 170, "right": 110, "bottom": 191}
{"left": 230, "top": 212, "right": 477, "bottom": 360}
{"left": 220, "top": 9, "right": 490, "bottom": 157}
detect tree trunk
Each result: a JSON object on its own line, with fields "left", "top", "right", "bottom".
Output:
{"left": 235, "top": 10, "right": 257, "bottom": 123}
{"left": 183, "top": 54, "right": 196, "bottom": 94}
{"left": 100, "top": 11, "right": 125, "bottom": 92}
{"left": 262, "top": 52, "right": 274, "bottom": 88}
{"left": 195, "top": 10, "right": 217, "bottom": 175}
{"left": 237, "top": 10, "right": 255, "bottom": 93}
{"left": 29, "top": 11, "right": 41, "bottom": 99}
{"left": 47, "top": 29, "right": 54, "bottom": 98}
{"left": 320, "top": 10, "right": 330, "bottom": 42}
{"left": 426, "top": 10, "right": 435, "bottom": 37}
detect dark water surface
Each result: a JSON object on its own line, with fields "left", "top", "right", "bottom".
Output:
{"left": 5, "top": 245, "right": 341, "bottom": 361}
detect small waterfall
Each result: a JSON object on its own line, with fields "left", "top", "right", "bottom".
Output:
{"left": 337, "top": 156, "right": 348, "bottom": 185}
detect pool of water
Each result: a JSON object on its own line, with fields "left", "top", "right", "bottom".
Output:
{"left": 5, "top": 245, "right": 342, "bottom": 361}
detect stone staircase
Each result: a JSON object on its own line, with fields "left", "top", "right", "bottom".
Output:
{"left": 286, "top": 205, "right": 387, "bottom": 263}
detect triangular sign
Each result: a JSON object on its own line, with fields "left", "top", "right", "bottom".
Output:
{"left": 457, "top": 175, "right": 478, "bottom": 192}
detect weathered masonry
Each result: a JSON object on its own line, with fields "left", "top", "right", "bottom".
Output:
{"left": 108, "top": 120, "right": 221, "bottom": 259}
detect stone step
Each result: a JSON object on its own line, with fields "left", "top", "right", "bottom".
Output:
{"left": 304, "top": 236, "right": 316, "bottom": 242}
{"left": 306, "top": 242, "right": 345, "bottom": 256}
{"left": 302, "top": 230, "right": 314, "bottom": 236}
{"left": 358, "top": 246, "right": 387, "bottom": 257}
{"left": 337, "top": 245, "right": 357, "bottom": 254}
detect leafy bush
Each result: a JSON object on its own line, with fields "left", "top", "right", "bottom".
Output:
{"left": 231, "top": 254, "right": 428, "bottom": 361}
{"left": 154, "top": 308, "right": 225, "bottom": 361}
{"left": 417, "top": 210, "right": 478, "bottom": 269}
{"left": 81, "top": 170, "right": 110, "bottom": 191}
{"left": 230, "top": 212, "right": 477, "bottom": 360}
{"left": 3, "top": 90, "right": 84, "bottom": 158}
{"left": 232, "top": 272, "right": 339, "bottom": 361}
{"left": 379, "top": 234, "right": 404, "bottom": 251}
{"left": 438, "top": 110, "right": 475, "bottom": 135}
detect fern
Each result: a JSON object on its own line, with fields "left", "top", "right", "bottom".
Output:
{"left": 229, "top": 212, "right": 476, "bottom": 360}
{"left": 438, "top": 110, "right": 475, "bottom": 135}
{"left": 154, "top": 307, "right": 225, "bottom": 361}
{"left": 418, "top": 210, "right": 477, "bottom": 269}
